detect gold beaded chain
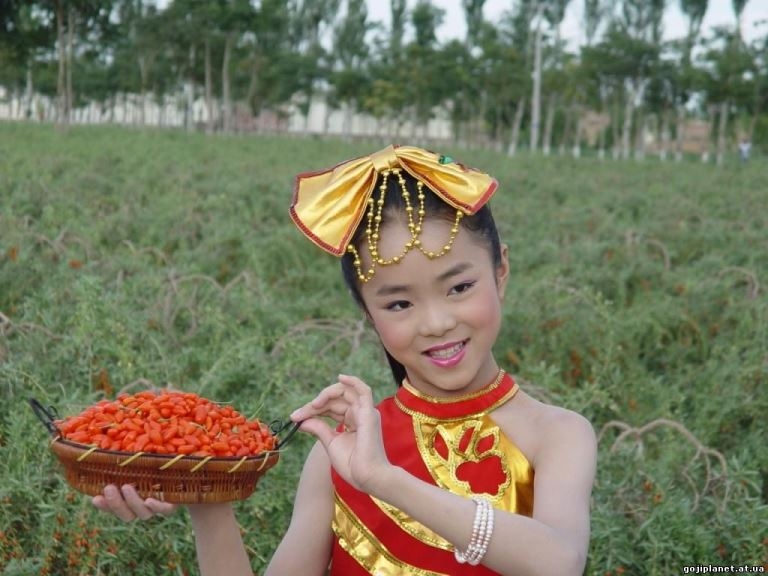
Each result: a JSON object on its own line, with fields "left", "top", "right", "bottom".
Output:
{"left": 347, "top": 168, "right": 464, "bottom": 283}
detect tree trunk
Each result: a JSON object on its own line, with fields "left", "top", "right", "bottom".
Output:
{"left": 66, "top": 4, "right": 75, "bottom": 124}
{"left": 659, "top": 111, "right": 669, "bottom": 161}
{"left": 158, "top": 94, "right": 165, "bottom": 127}
{"left": 185, "top": 44, "right": 196, "bottom": 131}
{"left": 323, "top": 99, "right": 332, "bottom": 135}
{"left": 344, "top": 103, "right": 354, "bottom": 142}
{"left": 494, "top": 103, "right": 503, "bottom": 152}
{"left": 222, "top": 33, "right": 233, "bottom": 133}
{"left": 507, "top": 98, "right": 526, "bottom": 156}
{"left": 542, "top": 93, "right": 557, "bottom": 156}
{"left": 636, "top": 112, "right": 648, "bottom": 160}
{"left": 611, "top": 98, "right": 621, "bottom": 159}
{"left": 138, "top": 55, "right": 147, "bottom": 126}
{"left": 204, "top": 38, "right": 214, "bottom": 133}
{"left": 702, "top": 105, "right": 716, "bottom": 163}
{"left": 675, "top": 106, "right": 685, "bottom": 162}
{"left": 477, "top": 93, "right": 487, "bottom": 149}
{"left": 621, "top": 90, "right": 634, "bottom": 160}
{"left": 304, "top": 109, "right": 311, "bottom": 135}
{"left": 24, "top": 66, "right": 34, "bottom": 120}
{"left": 246, "top": 51, "right": 264, "bottom": 131}
{"left": 559, "top": 106, "right": 573, "bottom": 155}
{"left": 716, "top": 100, "right": 728, "bottom": 166}
{"left": 10, "top": 87, "right": 19, "bottom": 119}
{"left": 572, "top": 106, "right": 583, "bottom": 158}
{"left": 598, "top": 125, "right": 606, "bottom": 160}
{"left": 303, "top": 96, "right": 314, "bottom": 136}
{"left": 55, "top": 0, "right": 66, "bottom": 126}
{"left": 530, "top": 18, "right": 542, "bottom": 153}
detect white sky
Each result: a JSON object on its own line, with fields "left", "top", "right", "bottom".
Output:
{"left": 365, "top": 0, "right": 768, "bottom": 46}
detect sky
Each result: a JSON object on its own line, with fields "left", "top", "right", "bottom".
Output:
{"left": 364, "top": 0, "right": 768, "bottom": 46}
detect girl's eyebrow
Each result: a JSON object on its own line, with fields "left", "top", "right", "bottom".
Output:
{"left": 437, "top": 262, "right": 474, "bottom": 283}
{"left": 374, "top": 262, "right": 474, "bottom": 297}
{"left": 375, "top": 283, "right": 410, "bottom": 297}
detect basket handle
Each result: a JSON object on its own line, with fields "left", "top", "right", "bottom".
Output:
{"left": 270, "top": 418, "right": 303, "bottom": 450}
{"left": 28, "top": 398, "right": 61, "bottom": 436}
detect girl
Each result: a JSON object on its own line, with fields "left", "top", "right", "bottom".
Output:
{"left": 93, "top": 145, "right": 597, "bottom": 575}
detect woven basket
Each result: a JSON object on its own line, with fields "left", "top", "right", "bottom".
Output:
{"left": 50, "top": 437, "right": 280, "bottom": 504}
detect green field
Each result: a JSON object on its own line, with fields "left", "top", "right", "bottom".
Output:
{"left": 0, "top": 122, "right": 766, "bottom": 575}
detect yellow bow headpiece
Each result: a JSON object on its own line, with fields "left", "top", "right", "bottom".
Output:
{"left": 289, "top": 145, "right": 498, "bottom": 258}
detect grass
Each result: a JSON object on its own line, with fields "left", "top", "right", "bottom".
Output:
{"left": 0, "top": 122, "right": 766, "bottom": 575}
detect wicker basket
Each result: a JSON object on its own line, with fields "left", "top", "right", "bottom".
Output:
{"left": 50, "top": 437, "right": 280, "bottom": 504}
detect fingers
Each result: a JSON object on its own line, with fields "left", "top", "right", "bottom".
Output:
{"left": 297, "top": 417, "right": 337, "bottom": 447}
{"left": 91, "top": 484, "right": 176, "bottom": 522}
{"left": 289, "top": 375, "right": 374, "bottom": 446}
{"left": 292, "top": 374, "right": 374, "bottom": 423}
{"left": 337, "top": 374, "right": 374, "bottom": 407}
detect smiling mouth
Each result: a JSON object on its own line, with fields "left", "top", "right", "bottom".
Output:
{"left": 424, "top": 340, "right": 467, "bottom": 360}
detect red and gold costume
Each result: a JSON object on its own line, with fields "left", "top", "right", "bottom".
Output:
{"left": 329, "top": 371, "right": 534, "bottom": 575}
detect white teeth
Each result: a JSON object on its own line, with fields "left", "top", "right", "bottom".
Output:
{"left": 428, "top": 342, "right": 464, "bottom": 359}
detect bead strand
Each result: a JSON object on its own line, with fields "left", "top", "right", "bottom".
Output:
{"left": 454, "top": 497, "right": 495, "bottom": 566}
{"left": 347, "top": 168, "right": 465, "bottom": 283}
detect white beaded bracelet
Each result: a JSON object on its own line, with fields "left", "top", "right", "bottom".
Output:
{"left": 454, "top": 497, "right": 494, "bottom": 566}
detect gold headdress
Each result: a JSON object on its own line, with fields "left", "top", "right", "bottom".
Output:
{"left": 289, "top": 145, "right": 498, "bottom": 282}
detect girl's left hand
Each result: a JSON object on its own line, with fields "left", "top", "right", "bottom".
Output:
{"left": 92, "top": 484, "right": 177, "bottom": 522}
{"left": 291, "top": 374, "right": 392, "bottom": 495}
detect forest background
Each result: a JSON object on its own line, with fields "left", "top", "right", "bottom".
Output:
{"left": 1, "top": 1, "right": 767, "bottom": 575}
{"left": 0, "top": 0, "right": 767, "bottom": 160}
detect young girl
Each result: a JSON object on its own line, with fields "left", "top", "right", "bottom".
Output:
{"left": 93, "top": 145, "right": 597, "bottom": 575}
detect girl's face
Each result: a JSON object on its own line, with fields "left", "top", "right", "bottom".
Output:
{"left": 359, "top": 216, "right": 509, "bottom": 397}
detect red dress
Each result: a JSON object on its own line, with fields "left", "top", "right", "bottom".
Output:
{"left": 329, "top": 371, "right": 534, "bottom": 575}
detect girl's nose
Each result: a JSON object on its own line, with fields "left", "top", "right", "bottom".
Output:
{"left": 418, "top": 303, "right": 457, "bottom": 337}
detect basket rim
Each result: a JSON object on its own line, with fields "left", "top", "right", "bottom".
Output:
{"left": 51, "top": 436, "right": 280, "bottom": 463}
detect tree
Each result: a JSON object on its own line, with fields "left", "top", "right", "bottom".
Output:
{"left": 498, "top": 2, "right": 535, "bottom": 155}
{"left": 580, "top": 0, "right": 611, "bottom": 157}
{"left": 463, "top": 0, "right": 486, "bottom": 49}
{"left": 26, "top": 0, "right": 113, "bottom": 127}
{"left": 290, "top": 0, "right": 341, "bottom": 133}
{"left": 701, "top": 26, "right": 755, "bottom": 164}
{"left": 675, "top": 0, "right": 709, "bottom": 160}
{"left": 0, "top": 2, "right": 51, "bottom": 120}
{"left": 583, "top": 0, "right": 609, "bottom": 46}
{"left": 605, "top": 0, "right": 665, "bottom": 159}
{"left": 541, "top": 0, "right": 572, "bottom": 155}
{"left": 474, "top": 22, "right": 527, "bottom": 151}
{"left": 732, "top": 0, "right": 750, "bottom": 41}
{"left": 460, "top": 0, "right": 486, "bottom": 146}
{"left": 404, "top": 0, "right": 445, "bottom": 140}
{"left": 110, "top": 1, "right": 167, "bottom": 126}
{"left": 327, "top": 0, "right": 372, "bottom": 139}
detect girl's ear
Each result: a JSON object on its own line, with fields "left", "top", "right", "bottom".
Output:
{"left": 495, "top": 244, "right": 510, "bottom": 300}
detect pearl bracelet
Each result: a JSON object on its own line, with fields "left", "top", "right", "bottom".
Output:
{"left": 454, "top": 497, "right": 494, "bottom": 566}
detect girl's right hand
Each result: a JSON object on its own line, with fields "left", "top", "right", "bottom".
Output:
{"left": 290, "top": 374, "right": 393, "bottom": 496}
{"left": 92, "top": 484, "right": 178, "bottom": 522}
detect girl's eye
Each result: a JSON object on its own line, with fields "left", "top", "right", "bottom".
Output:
{"left": 385, "top": 300, "right": 411, "bottom": 312}
{"left": 450, "top": 281, "right": 476, "bottom": 295}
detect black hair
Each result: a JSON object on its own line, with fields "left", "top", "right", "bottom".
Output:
{"left": 341, "top": 169, "right": 503, "bottom": 387}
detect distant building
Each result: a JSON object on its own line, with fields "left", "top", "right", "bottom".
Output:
{"left": 679, "top": 120, "right": 711, "bottom": 154}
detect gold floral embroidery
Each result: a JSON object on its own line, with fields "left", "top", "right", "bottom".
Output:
{"left": 416, "top": 416, "right": 513, "bottom": 504}
{"left": 370, "top": 414, "right": 534, "bottom": 552}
